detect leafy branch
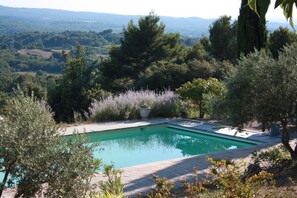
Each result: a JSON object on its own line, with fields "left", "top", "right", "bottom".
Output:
{"left": 248, "top": 0, "right": 297, "bottom": 28}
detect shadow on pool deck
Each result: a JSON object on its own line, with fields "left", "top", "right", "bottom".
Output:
{"left": 92, "top": 140, "right": 280, "bottom": 197}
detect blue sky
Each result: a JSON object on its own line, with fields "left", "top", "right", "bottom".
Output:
{"left": 0, "top": 0, "right": 291, "bottom": 22}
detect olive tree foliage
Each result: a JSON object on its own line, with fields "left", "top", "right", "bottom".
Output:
{"left": 0, "top": 90, "right": 100, "bottom": 197}
{"left": 225, "top": 46, "right": 297, "bottom": 160}
{"left": 248, "top": 0, "right": 297, "bottom": 28}
{"left": 176, "top": 77, "right": 225, "bottom": 118}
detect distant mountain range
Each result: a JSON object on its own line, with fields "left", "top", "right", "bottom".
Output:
{"left": 0, "top": 5, "right": 294, "bottom": 37}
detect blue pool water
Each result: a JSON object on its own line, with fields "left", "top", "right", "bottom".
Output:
{"left": 87, "top": 125, "right": 255, "bottom": 168}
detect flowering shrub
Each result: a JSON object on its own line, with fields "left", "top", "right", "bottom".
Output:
{"left": 150, "top": 90, "right": 182, "bottom": 117}
{"left": 89, "top": 90, "right": 181, "bottom": 121}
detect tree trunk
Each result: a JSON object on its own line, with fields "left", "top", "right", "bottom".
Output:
{"left": 281, "top": 120, "right": 297, "bottom": 160}
{"left": 0, "top": 169, "right": 10, "bottom": 197}
{"left": 199, "top": 102, "right": 204, "bottom": 118}
{"left": 0, "top": 159, "right": 17, "bottom": 197}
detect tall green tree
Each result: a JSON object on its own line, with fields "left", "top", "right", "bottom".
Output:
{"left": 268, "top": 27, "right": 297, "bottom": 58}
{"left": 225, "top": 46, "right": 297, "bottom": 160}
{"left": 101, "top": 12, "right": 182, "bottom": 92}
{"left": 209, "top": 16, "right": 237, "bottom": 62}
{"left": 237, "top": 0, "right": 267, "bottom": 56}
{"left": 0, "top": 61, "right": 16, "bottom": 92}
{"left": 49, "top": 45, "right": 106, "bottom": 122}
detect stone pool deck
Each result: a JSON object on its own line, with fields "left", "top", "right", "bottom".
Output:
{"left": 64, "top": 118, "right": 281, "bottom": 197}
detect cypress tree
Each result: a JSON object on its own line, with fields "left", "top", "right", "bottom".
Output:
{"left": 237, "top": 0, "right": 267, "bottom": 57}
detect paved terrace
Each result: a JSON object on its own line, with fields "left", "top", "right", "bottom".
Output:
{"left": 64, "top": 118, "right": 281, "bottom": 197}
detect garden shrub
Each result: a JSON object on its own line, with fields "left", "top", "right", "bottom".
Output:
{"left": 98, "top": 164, "right": 124, "bottom": 197}
{"left": 87, "top": 164, "right": 125, "bottom": 198}
{"left": 205, "top": 157, "right": 275, "bottom": 198}
{"left": 176, "top": 77, "right": 225, "bottom": 118}
{"left": 203, "top": 88, "right": 227, "bottom": 119}
{"left": 144, "top": 157, "right": 276, "bottom": 198}
{"left": 252, "top": 145, "right": 291, "bottom": 168}
{"left": 180, "top": 167, "right": 210, "bottom": 197}
{"left": 89, "top": 90, "right": 181, "bottom": 121}
{"left": 146, "top": 175, "right": 175, "bottom": 198}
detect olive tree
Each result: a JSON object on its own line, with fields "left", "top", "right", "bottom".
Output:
{"left": 225, "top": 46, "right": 297, "bottom": 160}
{"left": 0, "top": 90, "right": 100, "bottom": 197}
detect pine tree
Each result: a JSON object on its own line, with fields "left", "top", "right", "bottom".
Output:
{"left": 101, "top": 12, "right": 182, "bottom": 92}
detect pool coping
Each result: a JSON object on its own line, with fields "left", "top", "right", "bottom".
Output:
{"left": 63, "top": 118, "right": 281, "bottom": 196}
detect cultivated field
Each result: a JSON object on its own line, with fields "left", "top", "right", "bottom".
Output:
{"left": 18, "top": 49, "right": 53, "bottom": 58}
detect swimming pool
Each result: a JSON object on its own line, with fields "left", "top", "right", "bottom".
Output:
{"left": 87, "top": 124, "right": 257, "bottom": 168}
{"left": 0, "top": 124, "right": 258, "bottom": 184}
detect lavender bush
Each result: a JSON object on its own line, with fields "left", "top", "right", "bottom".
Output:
{"left": 150, "top": 90, "right": 181, "bottom": 117}
{"left": 89, "top": 90, "right": 182, "bottom": 121}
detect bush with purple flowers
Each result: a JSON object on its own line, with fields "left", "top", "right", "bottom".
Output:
{"left": 89, "top": 90, "right": 182, "bottom": 121}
